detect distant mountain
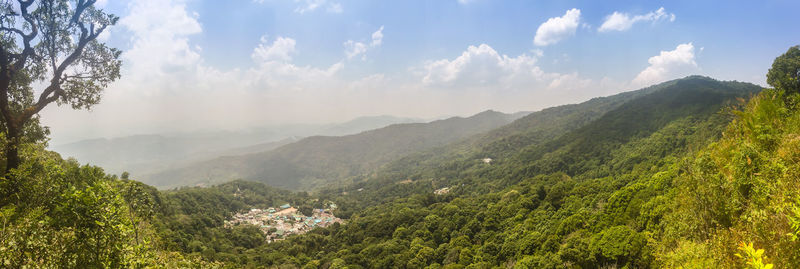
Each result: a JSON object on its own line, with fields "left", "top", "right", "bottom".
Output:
{"left": 51, "top": 115, "right": 422, "bottom": 177}
{"left": 328, "top": 76, "right": 762, "bottom": 209}
{"left": 207, "top": 137, "right": 302, "bottom": 157}
{"left": 318, "top": 115, "right": 420, "bottom": 136}
{"left": 143, "top": 110, "right": 528, "bottom": 190}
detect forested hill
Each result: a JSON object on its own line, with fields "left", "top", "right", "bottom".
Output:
{"left": 128, "top": 75, "right": 774, "bottom": 268}
{"left": 225, "top": 77, "right": 770, "bottom": 267}
{"left": 144, "top": 110, "right": 527, "bottom": 190}
{"left": 323, "top": 76, "right": 759, "bottom": 206}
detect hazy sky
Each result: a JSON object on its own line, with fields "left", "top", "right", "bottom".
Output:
{"left": 40, "top": 0, "right": 800, "bottom": 144}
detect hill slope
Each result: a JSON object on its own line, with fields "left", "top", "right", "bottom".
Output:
{"left": 144, "top": 110, "right": 527, "bottom": 190}
{"left": 256, "top": 76, "right": 764, "bottom": 268}
{"left": 333, "top": 77, "right": 754, "bottom": 197}
{"left": 51, "top": 115, "right": 420, "bottom": 177}
{"left": 143, "top": 76, "right": 767, "bottom": 268}
{"left": 8, "top": 76, "right": 769, "bottom": 268}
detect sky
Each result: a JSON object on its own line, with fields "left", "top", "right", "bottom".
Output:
{"left": 40, "top": 0, "right": 800, "bottom": 145}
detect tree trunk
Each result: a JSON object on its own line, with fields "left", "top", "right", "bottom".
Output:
{"left": 4, "top": 123, "right": 20, "bottom": 175}
{"left": 2, "top": 122, "right": 20, "bottom": 205}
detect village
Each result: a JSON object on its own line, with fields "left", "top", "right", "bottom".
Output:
{"left": 225, "top": 203, "right": 344, "bottom": 243}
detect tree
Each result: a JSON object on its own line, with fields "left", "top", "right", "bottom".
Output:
{"left": 299, "top": 204, "right": 313, "bottom": 216}
{"left": 0, "top": 0, "right": 121, "bottom": 175}
{"left": 767, "top": 45, "right": 800, "bottom": 94}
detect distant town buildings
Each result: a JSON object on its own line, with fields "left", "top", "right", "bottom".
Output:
{"left": 434, "top": 187, "right": 451, "bottom": 195}
{"left": 225, "top": 203, "right": 343, "bottom": 243}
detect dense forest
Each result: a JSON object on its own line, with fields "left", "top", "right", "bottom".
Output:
{"left": 1, "top": 14, "right": 799, "bottom": 267}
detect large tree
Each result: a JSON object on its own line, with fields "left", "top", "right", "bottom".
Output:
{"left": 0, "top": 0, "right": 120, "bottom": 174}
{"left": 767, "top": 45, "right": 800, "bottom": 94}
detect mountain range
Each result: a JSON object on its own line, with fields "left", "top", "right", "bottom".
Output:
{"left": 139, "top": 75, "right": 780, "bottom": 268}
{"left": 51, "top": 115, "right": 422, "bottom": 178}
{"left": 143, "top": 110, "right": 529, "bottom": 190}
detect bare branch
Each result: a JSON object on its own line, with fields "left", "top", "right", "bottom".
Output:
{"left": 0, "top": 26, "right": 24, "bottom": 37}
{"left": 69, "top": 0, "right": 95, "bottom": 26}
{"left": 88, "top": 22, "right": 107, "bottom": 40}
{"left": 24, "top": 84, "right": 59, "bottom": 116}
{"left": 11, "top": 0, "right": 38, "bottom": 72}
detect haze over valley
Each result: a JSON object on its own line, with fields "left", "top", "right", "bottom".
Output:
{"left": 51, "top": 114, "right": 424, "bottom": 178}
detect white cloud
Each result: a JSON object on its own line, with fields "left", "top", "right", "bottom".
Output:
{"left": 412, "top": 43, "right": 626, "bottom": 120}
{"left": 420, "top": 43, "right": 608, "bottom": 96}
{"left": 344, "top": 40, "right": 368, "bottom": 60}
{"left": 422, "top": 44, "right": 541, "bottom": 87}
{"left": 252, "top": 0, "right": 342, "bottom": 14}
{"left": 43, "top": 0, "right": 354, "bottom": 143}
{"left": 548, "top": 72, "right": 592, "bottom": 91}
{"left": 344, "top": 26, "right": 384, "bottom": 60}
{"left": 599, "top": 7, "right": 675, "bottom": 32}
{"left": 294, "top": 0, "right": 322, "bottom": 13}
{"left": 534, "top": 8, "right": 581, "bottom": 46}
{"left": 293, "top": 0, "right": 342, "bottom": 14}
{"left": 327, "top": 2, "right": 343, "bottom": 13}
{"left": 41, "top": 1, "right": 628, "bottom": 146}
{"left": 252, "top": 36, "right": 297, "bottom": 62}
{"left": 371, "top": 26, "right": 384, "bottom": 47}
{"left": 632, "top": 43, "right": 698, "bottom": 86}
{"left": 118, "top": 0, "right": 204, "bottom": 94}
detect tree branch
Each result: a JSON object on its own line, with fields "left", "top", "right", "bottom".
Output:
{"left": 11, "top": 0, "right": 38, "bottom": 73}
{"left": 26, "top": 0, "right": 107, "bottom": 121}
{"left": 0, "top": 26, "right": 25, "bottom": 37}
{"left": 69, "top": 0, "right": 96, "bottom": 26}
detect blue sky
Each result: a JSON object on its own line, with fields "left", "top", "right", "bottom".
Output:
{"left": 42, "top": 0, "right": 800, "bottom": 144}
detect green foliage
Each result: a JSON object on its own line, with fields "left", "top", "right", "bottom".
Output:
{"left": 657, "top": 240, "right": 714, "bottom": 269}
{"left": 767, "top": 46, "right": 800, "bottom": 94}
{"left": 0, "top": 0, "right": 122, "bottom": 173}
{"left": 3, "top": 71, "right": 787, "bottom": 268}
{"left": 736, "top": 242, "right": 774, "bottom": 269}
{"left": 0, "top": 146, "right": 216, "bottom": 267}
{"left": 665, "top": 87, "right": 800, "bottom": 267}
{"left": 144, "top": 76, "right": 756, "bottom": 268}
{"left": 789, "top": 197, "right": 800, "bottom": 242}
{"left": 590, "top": 225, "right": 648, "bottom": 266}
{"left": 0, "top": 146, "right": 140, "bottom": 267}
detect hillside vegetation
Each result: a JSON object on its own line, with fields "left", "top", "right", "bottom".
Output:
{"left": 213, "top": 76, "right": 765, "bottom": 268}
{"left": 145, "top": 111, "right": 526, "bottom": 190}
{"left": 4, "top": 46, "right": 800, "bottom": 268}
{"left": 324, "top": 76, "right": 757, "bottom": 213}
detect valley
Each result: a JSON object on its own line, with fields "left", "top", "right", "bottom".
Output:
{"left": 226, "top": 203, "right": 343, "bottom": 243}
